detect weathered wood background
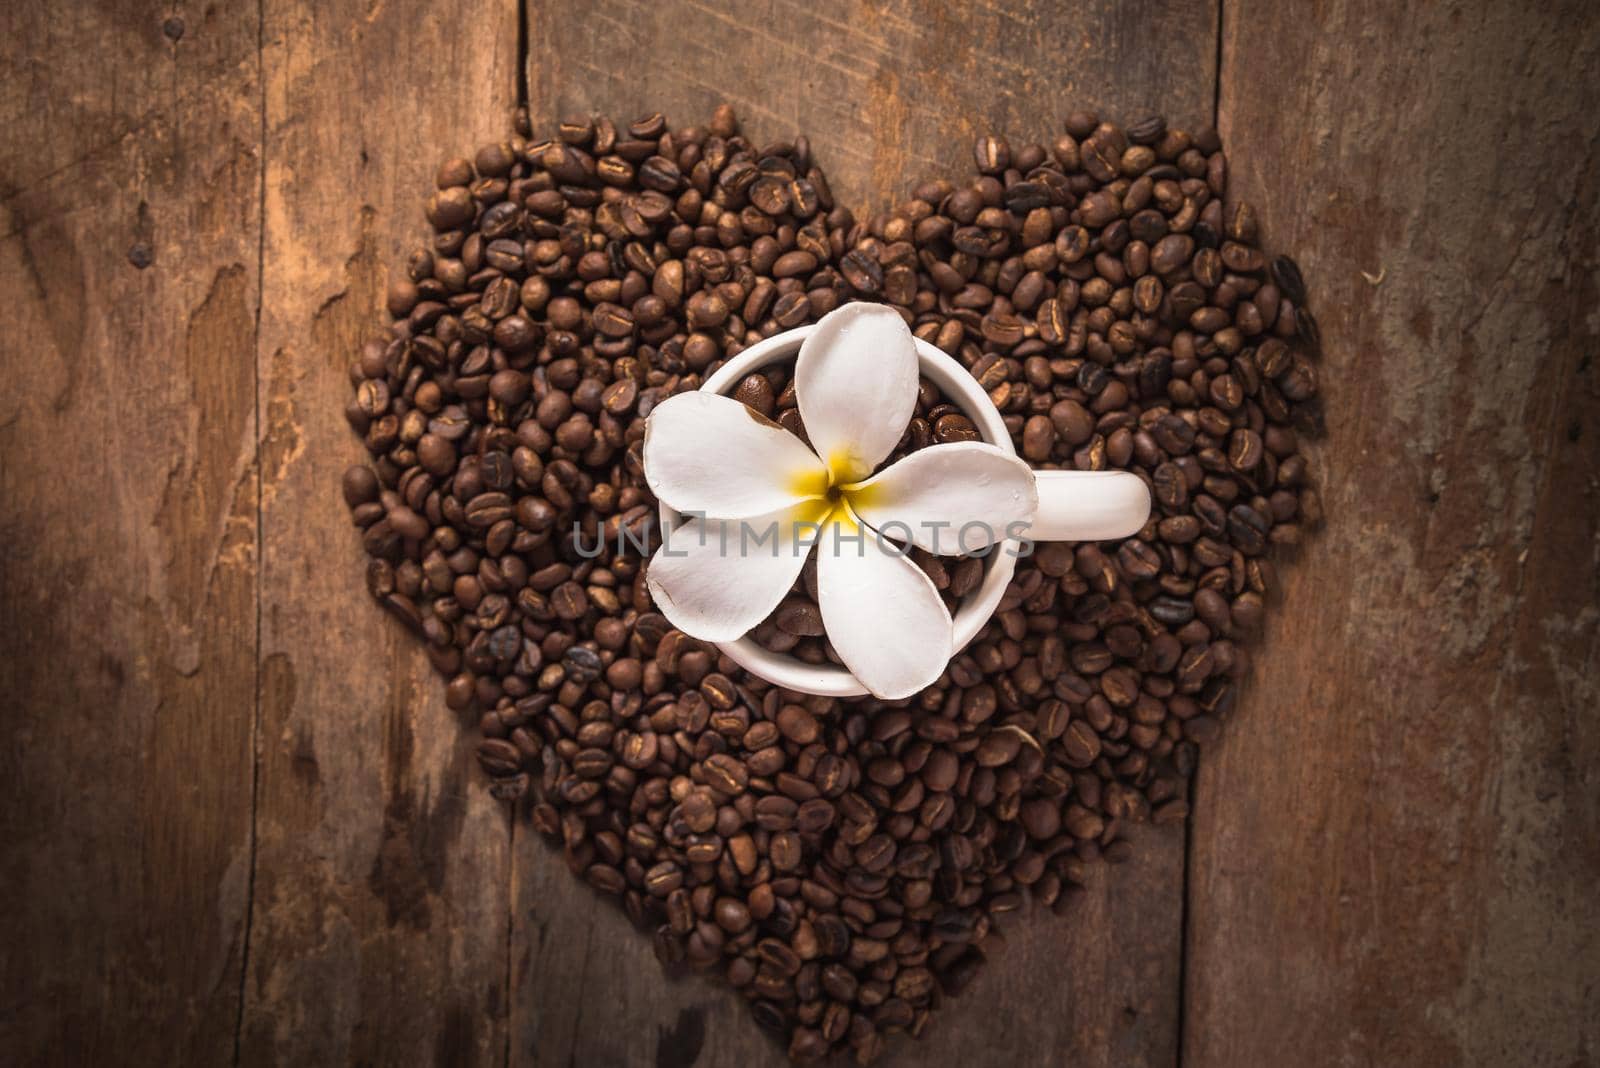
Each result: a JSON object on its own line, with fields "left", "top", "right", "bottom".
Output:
{"left": 1, "top": 1, "right": 1595, "bottom": 1066}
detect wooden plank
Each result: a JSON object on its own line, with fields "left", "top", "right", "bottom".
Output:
{"left": 1187, "top": 3, "right": 1600, "bottom": 1066}
{"left": 0, "top": 3, "right": 261, "bottom": 1064}
{"left": 527, "top": 0, "right": 1220, "bottom": 211}
{"left": 514, "top": 2, "right": 1215, "bottom": 1064}
{"left": 515, "top": 824, "right": 1182, "bottom": 1067}
{"left": 238, "top": 2, "right": 521, "bottom": 1064}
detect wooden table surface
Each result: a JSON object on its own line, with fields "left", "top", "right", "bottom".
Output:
{"left": 2, "top": 2, "right": 1596, "bottom": 1065}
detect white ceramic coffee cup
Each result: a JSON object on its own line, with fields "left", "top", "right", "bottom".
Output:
{"left": 657, "top": 324, "right": 1150, "bottom": 698}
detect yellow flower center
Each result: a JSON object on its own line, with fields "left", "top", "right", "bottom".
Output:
{"left": 786, "top": 451, "right": 885, "bottom": 531}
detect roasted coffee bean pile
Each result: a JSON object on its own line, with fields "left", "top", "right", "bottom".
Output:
{"left": 342, "top": 103, "right": 1319, "bottom": 1063}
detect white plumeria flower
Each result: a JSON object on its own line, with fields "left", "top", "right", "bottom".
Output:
{"left": 642, "top": 303, "right": 1039, "bottom": 700}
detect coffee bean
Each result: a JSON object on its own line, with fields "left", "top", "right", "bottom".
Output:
{"left": 1061, "top": 720, "right": 1102, "bottom": 766}
{"left": 933, "top": 413, "right": 980, "bottom": 443}
{"left": 841, "top": 248, "right": 884, "bottom": 294}
{"left": 714, "top": 897, "right": 752, "bottom": 933}
{"left": 772, "top": 704, "right": 819, "bottom": 746}
{"left": 770, "top": 831, "right": 802, "bottom": 872}
{"left": 733, "top": 373, "right": 776, "bottom": 416}
{"left": 701, "top": 673, "right": 738, "bottom": 709}
{"left": 1229, "top": 428, "right": 1264, "bottom": 471}
{"left": 1151, "top": 233, "right": 1193, "bottom": 275}
{"left": 1295, "top": 306, "right": 1322, "bottom": 351}
{"left": 1021, "top": 797, "right": 1062, "bottom": 839}
{"left": 1128, "top": 115, "right": 1167, "bottom": 145}
{"left": 1022, "top": 415, "right": 1055, "bottom": 461}
{"left": 703, "top": 753, "right": 748, "bottom": 795}
{"left": 774, "top": 598, "right": 825, "bottom": 637}
{"left": 975, "top": 727, "right": 1024, "bottom": 766}
{"left": 675, "top": 790, "right": 715, "bottom": 835}
{"left": 974, "top": 135, "right": 1010, "bottom": 174}
{"left": 342, "top": 465, "right": 380, "bottom": 508}
{"left": 550, "top": 581, "right": 588, "bottom": 620}
{"left": 476, "top": 738, "right": 523, "bottom": 777}
{"left": 1117, "top": 541, "right": 1162, "bottom": 583}
{"left": 1271, "top": 255, "right": 1307, "bottom": 304}
{"left": 425, "top": 186, "right": 475, "bottom": 230}
{"left": 772, "top": 250, "right": 818, "bottom": 278}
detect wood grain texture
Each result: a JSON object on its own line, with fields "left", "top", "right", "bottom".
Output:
{"left": 0, "top": 4, "right": 261, "bottom": 1064}
{"left": 512, "top": 825, "right": 1181, "bottom": 1068}
{"left": 513, "top": 2, "right": 1216, "bottom": 1063}
{"left": 237, "top": 2, "right": 520, "bottom": 1064}
{"left": 1187, "top": 2, "right": 1600, "bottom": 1066}
{"left": 526, "top": 0, "right": 1220, "bottom": 211}
{"left": 5, "top": 1, "right": 1597, "bottom": 1066}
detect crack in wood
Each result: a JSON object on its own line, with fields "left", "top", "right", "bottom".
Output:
{"left": 233, "top": 0, "right": 270, "bottom": 1063}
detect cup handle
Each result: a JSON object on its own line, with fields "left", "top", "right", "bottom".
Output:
{"left": 1027, "top": 469, "right": 1151, "bottom": 542}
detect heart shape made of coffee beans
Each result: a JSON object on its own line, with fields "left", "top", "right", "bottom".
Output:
{"left": 341, "top": 102, "right": 1321, "bottom": 1064}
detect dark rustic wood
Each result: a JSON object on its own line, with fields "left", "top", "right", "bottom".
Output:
{"left": 4, "top": 1, "right": 1598, "bottom": 1066}
{"left": 237, "top": 2, "right": 521, "bottom": 1065}
{"left": 526, "top": 0, "right": 1220, "bottom": 211}
{"left": 0, "top": 4, "right": 262, "bottom": 1065}
{"left": 513, "top": 824, "right": 1181, "bottom": 1068}
{"left": 512, "top": 3, "right": 1217, "bottom": 1064}
{"left": 1186, "top": 2, "right": 1600, "bottom": 1066}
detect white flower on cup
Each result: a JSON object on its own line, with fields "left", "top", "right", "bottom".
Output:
{"left": 641, "top": 303, "right": 1040, "bottom": 700}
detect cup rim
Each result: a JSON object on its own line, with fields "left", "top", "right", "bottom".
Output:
{"left": 656, "top": 322, "right": 1021, "bottom": 698}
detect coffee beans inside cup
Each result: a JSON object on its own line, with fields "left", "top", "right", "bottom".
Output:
{"left": 344, "top": 101, "right": 1320, "bottom": 1063}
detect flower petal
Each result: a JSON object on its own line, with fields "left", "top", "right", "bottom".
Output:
{"left": 644, "top": 390, "right": 828, "bottom": 518}
{"left": 795, "top": 303, "right": 919, "bottom": 483}
{"left": 815, "top": 507, "right": 954, "bottom": 699}
{"left": 645, "top": 501, "right": 828, "bottom": 642}
{"left": 846, "top": 441, "right": 1038, "bottom": 555}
